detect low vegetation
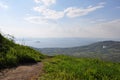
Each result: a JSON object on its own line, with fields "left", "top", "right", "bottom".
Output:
{"left": 39, "top": 55, "right": 120, "bottom": 80}
{"left": 0, "top": 33, "right": 44, "bottom": 69}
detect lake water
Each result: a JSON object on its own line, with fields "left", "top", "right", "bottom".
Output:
{"left": 15, "top": 38, "right": 118, "bottom": 48}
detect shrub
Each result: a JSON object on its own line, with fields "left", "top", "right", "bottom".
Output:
{"left": 5, "top": 53, "right": 18, "bottom": 67}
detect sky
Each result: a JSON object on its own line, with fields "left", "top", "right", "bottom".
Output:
{"left": 0, "top": 0, "right": 120, "bottom": 39}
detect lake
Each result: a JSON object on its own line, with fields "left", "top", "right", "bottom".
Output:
{"left": 15, "top": 38, "right": 118, "bottom": 48}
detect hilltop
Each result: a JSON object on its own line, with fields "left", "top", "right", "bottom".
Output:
{"left": 0, "top": 33, "right": 120, "bottom": 80}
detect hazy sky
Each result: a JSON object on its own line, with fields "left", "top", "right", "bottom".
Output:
{"left": 0, "top": 0, "right": 120, "bottom": 39}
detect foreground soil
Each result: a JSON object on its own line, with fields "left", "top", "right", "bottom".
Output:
{"left": 0, "top": 62, "right": 43, "bottom": 80}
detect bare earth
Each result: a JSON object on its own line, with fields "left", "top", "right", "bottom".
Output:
{"left": 0, "top": 62, "right": 43, "bottom": 80}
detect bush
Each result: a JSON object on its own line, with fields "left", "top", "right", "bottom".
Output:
{"left": 5, "top": 53, "right": 18, "bottom": 67}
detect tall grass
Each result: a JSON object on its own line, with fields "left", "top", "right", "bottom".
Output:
{"left": 39, "top": 55, "right": 120, "bottom": 80}
{"left": 0, "top": 33, "right": 44, "bottom": 69}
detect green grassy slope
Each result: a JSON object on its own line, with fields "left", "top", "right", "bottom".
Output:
{"left": 39, "top": 55, "right": 120, "bottom": 80}
{"left": 0, "top": 33, "right": 44, "bottom": 69}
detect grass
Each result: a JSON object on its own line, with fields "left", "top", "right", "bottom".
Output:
{"left": 0, "top": 33, "right": 44, "bottom": 69}
{"left": 39, "top": 55, "right": 120, "bottom": 80}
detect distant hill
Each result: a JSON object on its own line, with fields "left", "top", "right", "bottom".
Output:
{"left": 36, "top": 41, "right": 120, "bottom": 62}
{"left": 0, "top": 33, "right": 44, "bottom": 69}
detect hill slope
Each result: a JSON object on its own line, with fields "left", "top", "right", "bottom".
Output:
{"left": 37, "top": 41, "right": 120, "bottom": 62}
{"left": 0, "top": 33, "right": 44, "bottom": 69}
{"left": 39, "top": 55, "right": 120, "bottom": 80}
{"left": 1, "top": 33, "right": 120, "bottom": 80}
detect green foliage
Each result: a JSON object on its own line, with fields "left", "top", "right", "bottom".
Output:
{"left": 39, "top": 55, "right": 120, "bottom": 80}
{"left": 5, "top": 53, "right": 18, "bottom": 67}
{"left": 0, "top": 33, "right": 44, "bottom": 69}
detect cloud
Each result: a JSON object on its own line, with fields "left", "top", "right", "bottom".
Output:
{"left": 34, "top": 0, "right": 41, "bottom": 3}
{"left": 0, "top": 3, "right": 8, "bottom": 9}
{"left": 32, "top": 2, "right": 105, "bottom": 21}
{"left": 24, "top": 18, "right": 120, "bottom": 38}
{"left": 34, "top": 0, "right": 56, "bottom": 6}
{"left": 33, "top": 6, "right": 64, "bottom": 20}
{"left": 4, "top": 17, "right": 120, "bottom": 39}
{"left": 26, "top": 2, "right": 105, "bottom": 24}
{"left": 54, "top": 19, "right": 120, "bottom": 38}
{"left": 90, "top": 19, "right": 106, "bottom": 23}
{"left": 64, "top": 3, "right": 105, "bottom": 18}
{"left": 33, "top": 0, "right": 63, "bottom": 20}
{"left": 33, "top": 2, "right": 105, "bottom": 21}
{"left": 25, "top": 16, "right": 58, "bottom": 25}
{"left": 25, "top": 16, "right": 48, "bottom": 24}
{"left": 84, "top": 19, "right": 120, "bottom": 38}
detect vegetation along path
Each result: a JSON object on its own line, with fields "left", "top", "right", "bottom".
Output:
{"left": 0, "top": 62, "right": 43, "bottom": 80}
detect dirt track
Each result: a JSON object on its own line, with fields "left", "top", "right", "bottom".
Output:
{"left": 0, "top": 62, "right": 43, "bottom": 80}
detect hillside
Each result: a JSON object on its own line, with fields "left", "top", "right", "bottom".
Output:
{"left": 39, "top": 55, "right": 120, "bottom": 80}
{"left": 37, "top": 41, "right": 120, "bottom": 62}
{"left": 0, "top": 33, "right": 44, "bottom": 69}
{"left": 1, "top": 33, "right": 120, "bottom": 80}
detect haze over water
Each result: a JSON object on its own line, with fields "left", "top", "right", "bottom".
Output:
{"left": 15, "top": 38, "right": 120, "bottom": 48}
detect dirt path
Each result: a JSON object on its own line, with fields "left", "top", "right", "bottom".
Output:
{"left": 0, "top": 62, "right": 43, "bottom": 80}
